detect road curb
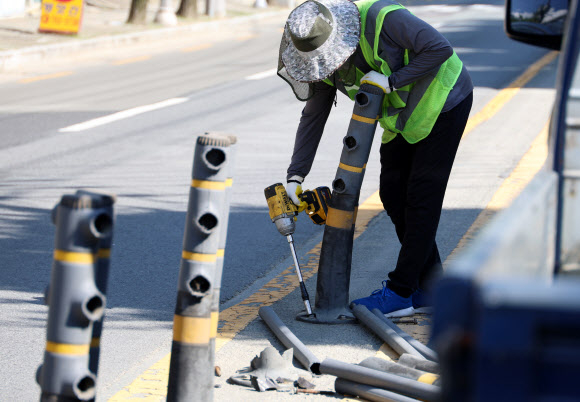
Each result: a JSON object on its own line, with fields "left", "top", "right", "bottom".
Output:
{"left": 0, "top": 9, "right": 289, "bottom": 72}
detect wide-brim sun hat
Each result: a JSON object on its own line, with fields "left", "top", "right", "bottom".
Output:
{"left": 279, "top": 0, "right": 361, "bottom": 84}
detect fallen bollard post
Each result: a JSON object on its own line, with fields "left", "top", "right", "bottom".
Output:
{"left": 37, "top": 191, "right": 114, "bottom": 402}
{"left": 335, "top": 378, "right": 422, "bottom": 402}
{"left": 371, "top": 309, "right": 438, "bottom": 362}
{"left": 319, "top": 358, "right": 440, "bottom": 401}
{"left": 258, "top": 306, "right": 321, "bottom": 374}
{"left": 352, "top": 304, "right": 425, "bottom": 359}
{"left": 207, "top": 133, "right": 237, "bottom": 373}
{"left": 299, "top": 84, "right": 385, "bottom": 324}
{"left": 167, "top": 134, "right": 231, "bottom": 402}
{"left": 359, "top": 357, "right": 440, "bottom": 386}
{"left": 397, "top": 354, "right": 440, "bottom": 375}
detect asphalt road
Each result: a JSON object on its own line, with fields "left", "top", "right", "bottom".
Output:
{"left": 0, "top": 1, "right": 559, "bottom": 400}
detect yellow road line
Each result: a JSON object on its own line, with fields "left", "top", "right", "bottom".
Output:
{"left": 113, "top": 55, "right": 152, "bottom": 65}
{"left": 19, "top": 71, "right": 73, "bottom": 84}
{"left": 462, "top": 51, "right": 557, "bottom": 138}
{"left": 109, "top": 52, "right": 554, "bottom": 401}
{"left": 180, "top": 43, "right": 212, "bottom": 52}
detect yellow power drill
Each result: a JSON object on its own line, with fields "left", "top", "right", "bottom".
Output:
{"left": 264, "top": 183, "right": 331, "bottom": 315}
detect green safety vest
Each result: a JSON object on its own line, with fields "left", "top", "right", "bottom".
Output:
{"left": 326, "top": 0, "right": 463, "bottom": 144}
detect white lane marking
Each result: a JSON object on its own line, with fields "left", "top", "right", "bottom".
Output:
{"left": 245, "top": 68, "right": 277, "bottom": 81}
{"left": 59, "top": 97, "right": 189, "bottom": 133}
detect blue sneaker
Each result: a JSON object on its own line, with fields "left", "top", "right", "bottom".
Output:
{"left": 412, "top": 288, "right": 433, "bottom": 314}
{"left": 350, "top": 280, "right": 414, "bottom": 318}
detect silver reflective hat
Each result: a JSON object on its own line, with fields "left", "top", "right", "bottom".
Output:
{"left": 279, "top": 0, "right": 361, "bottom": 85}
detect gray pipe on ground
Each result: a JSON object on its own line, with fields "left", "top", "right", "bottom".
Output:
{"left": 319, "top": 358, "right": 440, "bottom": 401}
{"left": 359, "top": 357, "right": 440, "bottom": 386}
{"left": 371, "top": 309, "right": 438, "bottom": 362}
{"left": 352, "top": 304, "right": 425, "bottom": 359}
{"left": 335, "top": 378, "right": 422, "bottom": 402}
{"left": 398, "top": 354, "right": 440, "bottom": 374}
{"left": 258, "top": 306, "right": 321, "bottom": 374}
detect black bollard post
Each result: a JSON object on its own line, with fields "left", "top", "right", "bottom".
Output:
{"left": 205, "top": 133, "right": 237, "bottom": 374}
{"left": 85, "top": 191, "right": 116, "bottom": 376}
{"left": 37, "top": 191, "right": 115, "bottom": 402}
{"left": 167, "top": 134, "right": 230, "bottom": 402}
{"left": 298, "top": 84, "right": 385, "bottom": 324}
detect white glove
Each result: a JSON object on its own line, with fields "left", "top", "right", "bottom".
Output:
{"left": 285, "top": 176, "right": 304, "bottom": 206}
{"left": 360, "top": 71, "right": 393, "bottom": 94}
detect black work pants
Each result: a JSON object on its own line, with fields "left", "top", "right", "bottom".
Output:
{"left": 379, "top": 92, "right": 473, "bottom": 298}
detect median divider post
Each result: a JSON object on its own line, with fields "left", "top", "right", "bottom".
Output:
{"left": 37, "top": 191, "right": 115, "bottom": 402}
{"left": 359, "top": 357, "right": 440, "bottom": 386}
{"left": 398, "top": 353, "right": 440, "bottom": 374}
{"left": 371, "top": 308, "right": 438, "bottom": 362}
{"left": 335, "top": 378, "right": 422, "bottom": 402}
{"left": 258, "top": 306, "right": 321, "bottom": 374}
{"left": 319, "top": 358, "right": 440, "bottom": 401}
{"left": 167, "top": 134, "right": 231, "bottom": 402}
{"left": 352, "top": 304, "right": 425, "bottom": 360}
{"left": 205, "top": 133, "right": 238, "bottom": 371}
{"left": 298, "top": 84, "right": 385, "bottom": 324}
{"left": 81, "top": 191, "right": 116, "bottom": 376}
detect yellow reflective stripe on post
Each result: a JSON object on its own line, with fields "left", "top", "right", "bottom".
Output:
{"left": 210, "top": 311, "right": 219, "bottom": 338}
{"left": 90, "top": 338, "right": 100, "bottom": 348}
{"left": 173, "top": 315, "right": 211, "bottom": 345}
{"left": 339, "top": 163, "right": 367, "bottom": 173}
{"left": 97, "top": 248, "right": 111, "bottom": 258}
{"left": 225, "top": 178, "right": 233, "bottom": 187}
{"left": 418, "top": 373, "right": 439, "bottom": 385}
{"left": 217, "top": 249, "right": 225, "bottom": 258}
{"left": 53, "top": 250, "right": 95, "bottom": 264}
{"left": 191, "top": 179, "right": 226, "bottom": 190}
{"left": 46, "top": 341, "right": 90, "bottom": 355}
{"left": 326, "top": 208, "right": 356, "bottom": 230}
{"left": 182, "top": 251, "right": 217, "bottom": 262}
{"left": 352, "top": 114, "right": 377, "bottom": 124}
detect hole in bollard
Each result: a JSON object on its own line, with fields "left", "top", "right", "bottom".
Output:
{"left": 310, "top": 363, "right": 321, "bottom": 375}
{"left": 198, "top": 213, "right": 218, "bottom": 232}
{"left": 344, "top": 136, "right": 357, "bottom": 151}
{"left": 204, "top": 148, "right": 226, "bottom": 169}
{"left": 355, "top": 92, "right": 369, "bottom": 107}
{"left": 333, "top": 178, "right": 346, "bottom": 194}
{"left": 92, "top": 213, "right": 113, "bottom": 238}
{"left": 84, "top": 295, "right": 104, "bottom": 321}
{"left": 74, "top": 375, "right": 96, "bottom": 400}
{"left": 189, "top": 275, "right": 211, "bottom": 295}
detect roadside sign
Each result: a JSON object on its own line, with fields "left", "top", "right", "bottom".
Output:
{"left": 39, "top": 0, "right": 84, "bottom": 35}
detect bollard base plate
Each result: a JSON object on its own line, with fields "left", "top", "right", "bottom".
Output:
{"left": 296, "top": 310, "right": 357, "bottom": 325}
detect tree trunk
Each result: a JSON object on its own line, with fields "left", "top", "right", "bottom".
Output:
{"left": 127, "top": 0, "right": 149, "bottom": 24}
{"left": 177, "top": 0, "right": 197, "bottom": 18}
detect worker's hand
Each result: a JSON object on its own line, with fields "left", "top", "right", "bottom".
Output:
{"left": 360, "top": 71, "right": 393, "bottom": 94}
{"left": 286, "top": 176, "right": 307, "bottom": 212}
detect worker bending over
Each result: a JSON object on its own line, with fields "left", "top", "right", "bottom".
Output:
{"left": 278, "top": 0, "right": 473, "bottom": 317}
